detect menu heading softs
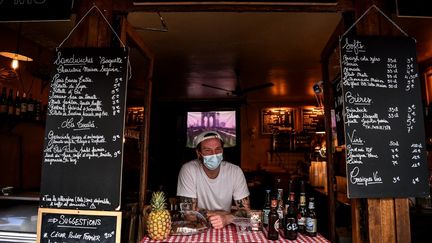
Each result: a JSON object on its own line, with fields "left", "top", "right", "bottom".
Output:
{"left": 340, "top": 36, "right": 429, "bottom": 198}
{"left": 40, "top": 48, "right": 129, "bottom": 210}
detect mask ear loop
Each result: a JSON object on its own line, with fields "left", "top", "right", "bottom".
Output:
{"left": 57, "top": 3, "right": 127, "bottom": 50}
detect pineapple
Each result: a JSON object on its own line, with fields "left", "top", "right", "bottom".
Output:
{"left": 147, "top": 191, "right": 171, "bottom": 240}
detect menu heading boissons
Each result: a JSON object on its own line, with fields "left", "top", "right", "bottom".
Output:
{"left": 40, "top": 48, "right": 128, "bottom": 210}
{"left": 340, "top": 36, "right": 429, "bottom": 198}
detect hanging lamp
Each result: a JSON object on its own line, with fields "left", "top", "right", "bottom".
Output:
{"left": 0, "top": 23, "right": 33, "bottom": 70}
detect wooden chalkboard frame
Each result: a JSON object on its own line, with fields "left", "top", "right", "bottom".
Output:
{"left": 36, "top": 208, "right": 122, "bottom": 243}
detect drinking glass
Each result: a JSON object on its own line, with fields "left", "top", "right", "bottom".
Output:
{"left": 232, "top": 217, "right": 251, "bottom": 236}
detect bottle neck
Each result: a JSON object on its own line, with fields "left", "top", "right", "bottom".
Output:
{"left": 299, "top": 194, "right": 306, "bottom": 206}
{"left": 271, "top": 199, "right": 278, "bottom": 209}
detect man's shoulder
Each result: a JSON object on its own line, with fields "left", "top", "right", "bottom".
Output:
{"left": 181, "top": 159, "right": 201, "bottom": 170}
{"left": 221, "top": 161, "right": 243, "bottom": 172}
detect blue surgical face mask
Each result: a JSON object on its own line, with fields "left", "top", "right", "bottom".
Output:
{"left": 202, "top": 153, "right": 223, "bottom": 170}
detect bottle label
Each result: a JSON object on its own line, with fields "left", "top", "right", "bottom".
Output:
{"left": 285, "top": 218, "right": 298, "bottom": 231}
{"left": 298, "top": 216, "right": 306, "bottom": 226}
{"left": 274, "top": 218, "right": 279, "bottom": 231}
{"left": 306, "top": 218, "right": 317, "bottom": 233}
{"left": 277, "top": 209, "right": 284, "bottom": 220}
{"left": 21, "top": 103, "right": 27, "bottom": 113}
{"left": 8, "top": 106, "right": 13, "bottom": 115}
{"left": 263, "top": 209, "right": 270, "bottom": 225}
{"left": 300, "top": 195, "right": 306, "bottom": 205}
{"left": 27, "top": 103, "right": 34, "bottom": 112}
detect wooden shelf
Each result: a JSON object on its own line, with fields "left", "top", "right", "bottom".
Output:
{"left": 0, "top": 191, "right": 39, "bottom": 201}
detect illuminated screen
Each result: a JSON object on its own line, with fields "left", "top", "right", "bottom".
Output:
{"left": 186, "top": 111, "right": 236, "bottom": 148}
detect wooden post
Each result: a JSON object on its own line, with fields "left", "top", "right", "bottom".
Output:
{"left": 352, "top": 1, "right": 411, "bottom": 242}
{"left": 70, "top": 0, "right": 113, "bottom": 48}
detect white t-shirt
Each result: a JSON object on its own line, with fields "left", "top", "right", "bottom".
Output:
{"left": 177, "top": 160, "right": 250, "bottom": 212}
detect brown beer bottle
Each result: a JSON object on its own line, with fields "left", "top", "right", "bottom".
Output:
{"left": 297, "top": 180, "right": 307, "bottom": 233}
{"left": 267, "top": 194, "right": 279, "bottom": 240}
{"left": 305, "top": 197, "right": 317, "bottom": 237}
{"left": 262, "top": 189, "right": 271, "bottom": 226}
{"left": 284, "top": 192, "right": 298, "bottom": 240}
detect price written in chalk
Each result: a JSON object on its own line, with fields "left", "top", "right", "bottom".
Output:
{"left": 112, "top": 135, "right": 120, "bottom": 141}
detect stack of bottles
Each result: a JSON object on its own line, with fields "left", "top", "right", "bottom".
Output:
{"left": 262, "top": 179, "right": 317, "bottom": 240}
{"left": 0, "top": 87, "right": 43, "bottom": 122}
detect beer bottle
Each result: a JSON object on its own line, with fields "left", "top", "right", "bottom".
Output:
{"left": 297, "top": 180, "right": 307, "bottom": 233}
{"left": 276, "top": 188, "right": 284, "bottom": 220}
{"left": 267, "top": 194, "right": 279, "bottom": 240}
{"left": 305, "top": 197, "right": 317, "bottom": 237}
{"left": 262, "top": 189, "right": 271, "bottom": 226}
{"left": 284, "top": 192, "right": 298, "bottom": 240}
{"left": 284, "top": 179, "right": 294, "bottom": 216}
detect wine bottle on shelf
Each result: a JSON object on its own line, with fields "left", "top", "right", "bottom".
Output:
{"left": 7, "top": 89, "right": 14, "bottom": 117}
{"left": 20, "top": 92, "right": 27, "bottom": 120}
{"left": 27, "top": 94, "right": 34, "bottom": 121}
{"left": 0, "top": 87, "right": 7, "bottom": 118}
{"left": 14, "top": 90, "right": 21, "bottom": 118}
{"left": 34, "top": 99, "right": 41, "bottom": 121}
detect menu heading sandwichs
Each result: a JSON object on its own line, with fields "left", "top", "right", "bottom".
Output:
{"left": 40, "top": 48, "right": 128, "bottom": 210}
{"left": 340, "top": 36, "right": 429, "bottom": 198}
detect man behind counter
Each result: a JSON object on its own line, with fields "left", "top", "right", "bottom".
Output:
{"left": 176, "top": 131, "right": 250, "bottom": 229}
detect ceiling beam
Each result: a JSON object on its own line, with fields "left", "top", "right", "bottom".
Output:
{"left": 128, "top": 3, "right": 339, "bottom": 13}
{"left": 110, "top": 0, "right": 355, "bottom": 13}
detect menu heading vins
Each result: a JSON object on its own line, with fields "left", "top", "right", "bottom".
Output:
{"left": 40, "top": 48, "right": 128, "bottom": 210}
{"left": 340, "top": 36, "right": 429, "bottom": 198}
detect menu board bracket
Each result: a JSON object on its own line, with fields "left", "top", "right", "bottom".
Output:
{"left": 341, "top": 5, "right": 410, "bottom": 39}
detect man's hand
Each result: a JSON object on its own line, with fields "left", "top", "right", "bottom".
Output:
{"left": 207, "top": 211, "right": 234, "bottom": 229}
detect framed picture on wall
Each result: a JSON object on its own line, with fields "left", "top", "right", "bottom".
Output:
{"left": 261, "top": 107, "right": 294, "bottom": 134}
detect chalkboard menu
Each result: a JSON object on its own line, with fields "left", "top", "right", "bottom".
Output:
{"left": 40, "top": 48, "right": 128, "bottom": 210}
{"left": 340, "top": 36, "right": 430, "bottom": 198}
{"left": 37, "top": 208, "right": 121, "bottom": 243}
{"left": 302, "top": 108, "right": 324, "bottom": 133}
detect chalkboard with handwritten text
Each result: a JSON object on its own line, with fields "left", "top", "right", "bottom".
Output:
{"left": 340, "top": 36, "right": 430, "bottom": 198}
{"left": 40, "top": 48, "right": 128, "bottom": 210}
{"left": 37, "top": 208, "right": 121, "bottom": 243}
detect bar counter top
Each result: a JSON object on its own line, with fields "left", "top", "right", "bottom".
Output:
{"left": 141, "top": 224, "right": 329, "bottom": 243}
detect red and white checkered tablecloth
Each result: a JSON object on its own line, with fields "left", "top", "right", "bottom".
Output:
{"left": 141, "top": 224, "right": 330, "bottom": 243}
{"left": 141, "top": 224, "right": 237, "bottom": 243}
{"left": 237, "top": 226, "right": 329, "bottom": 243}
